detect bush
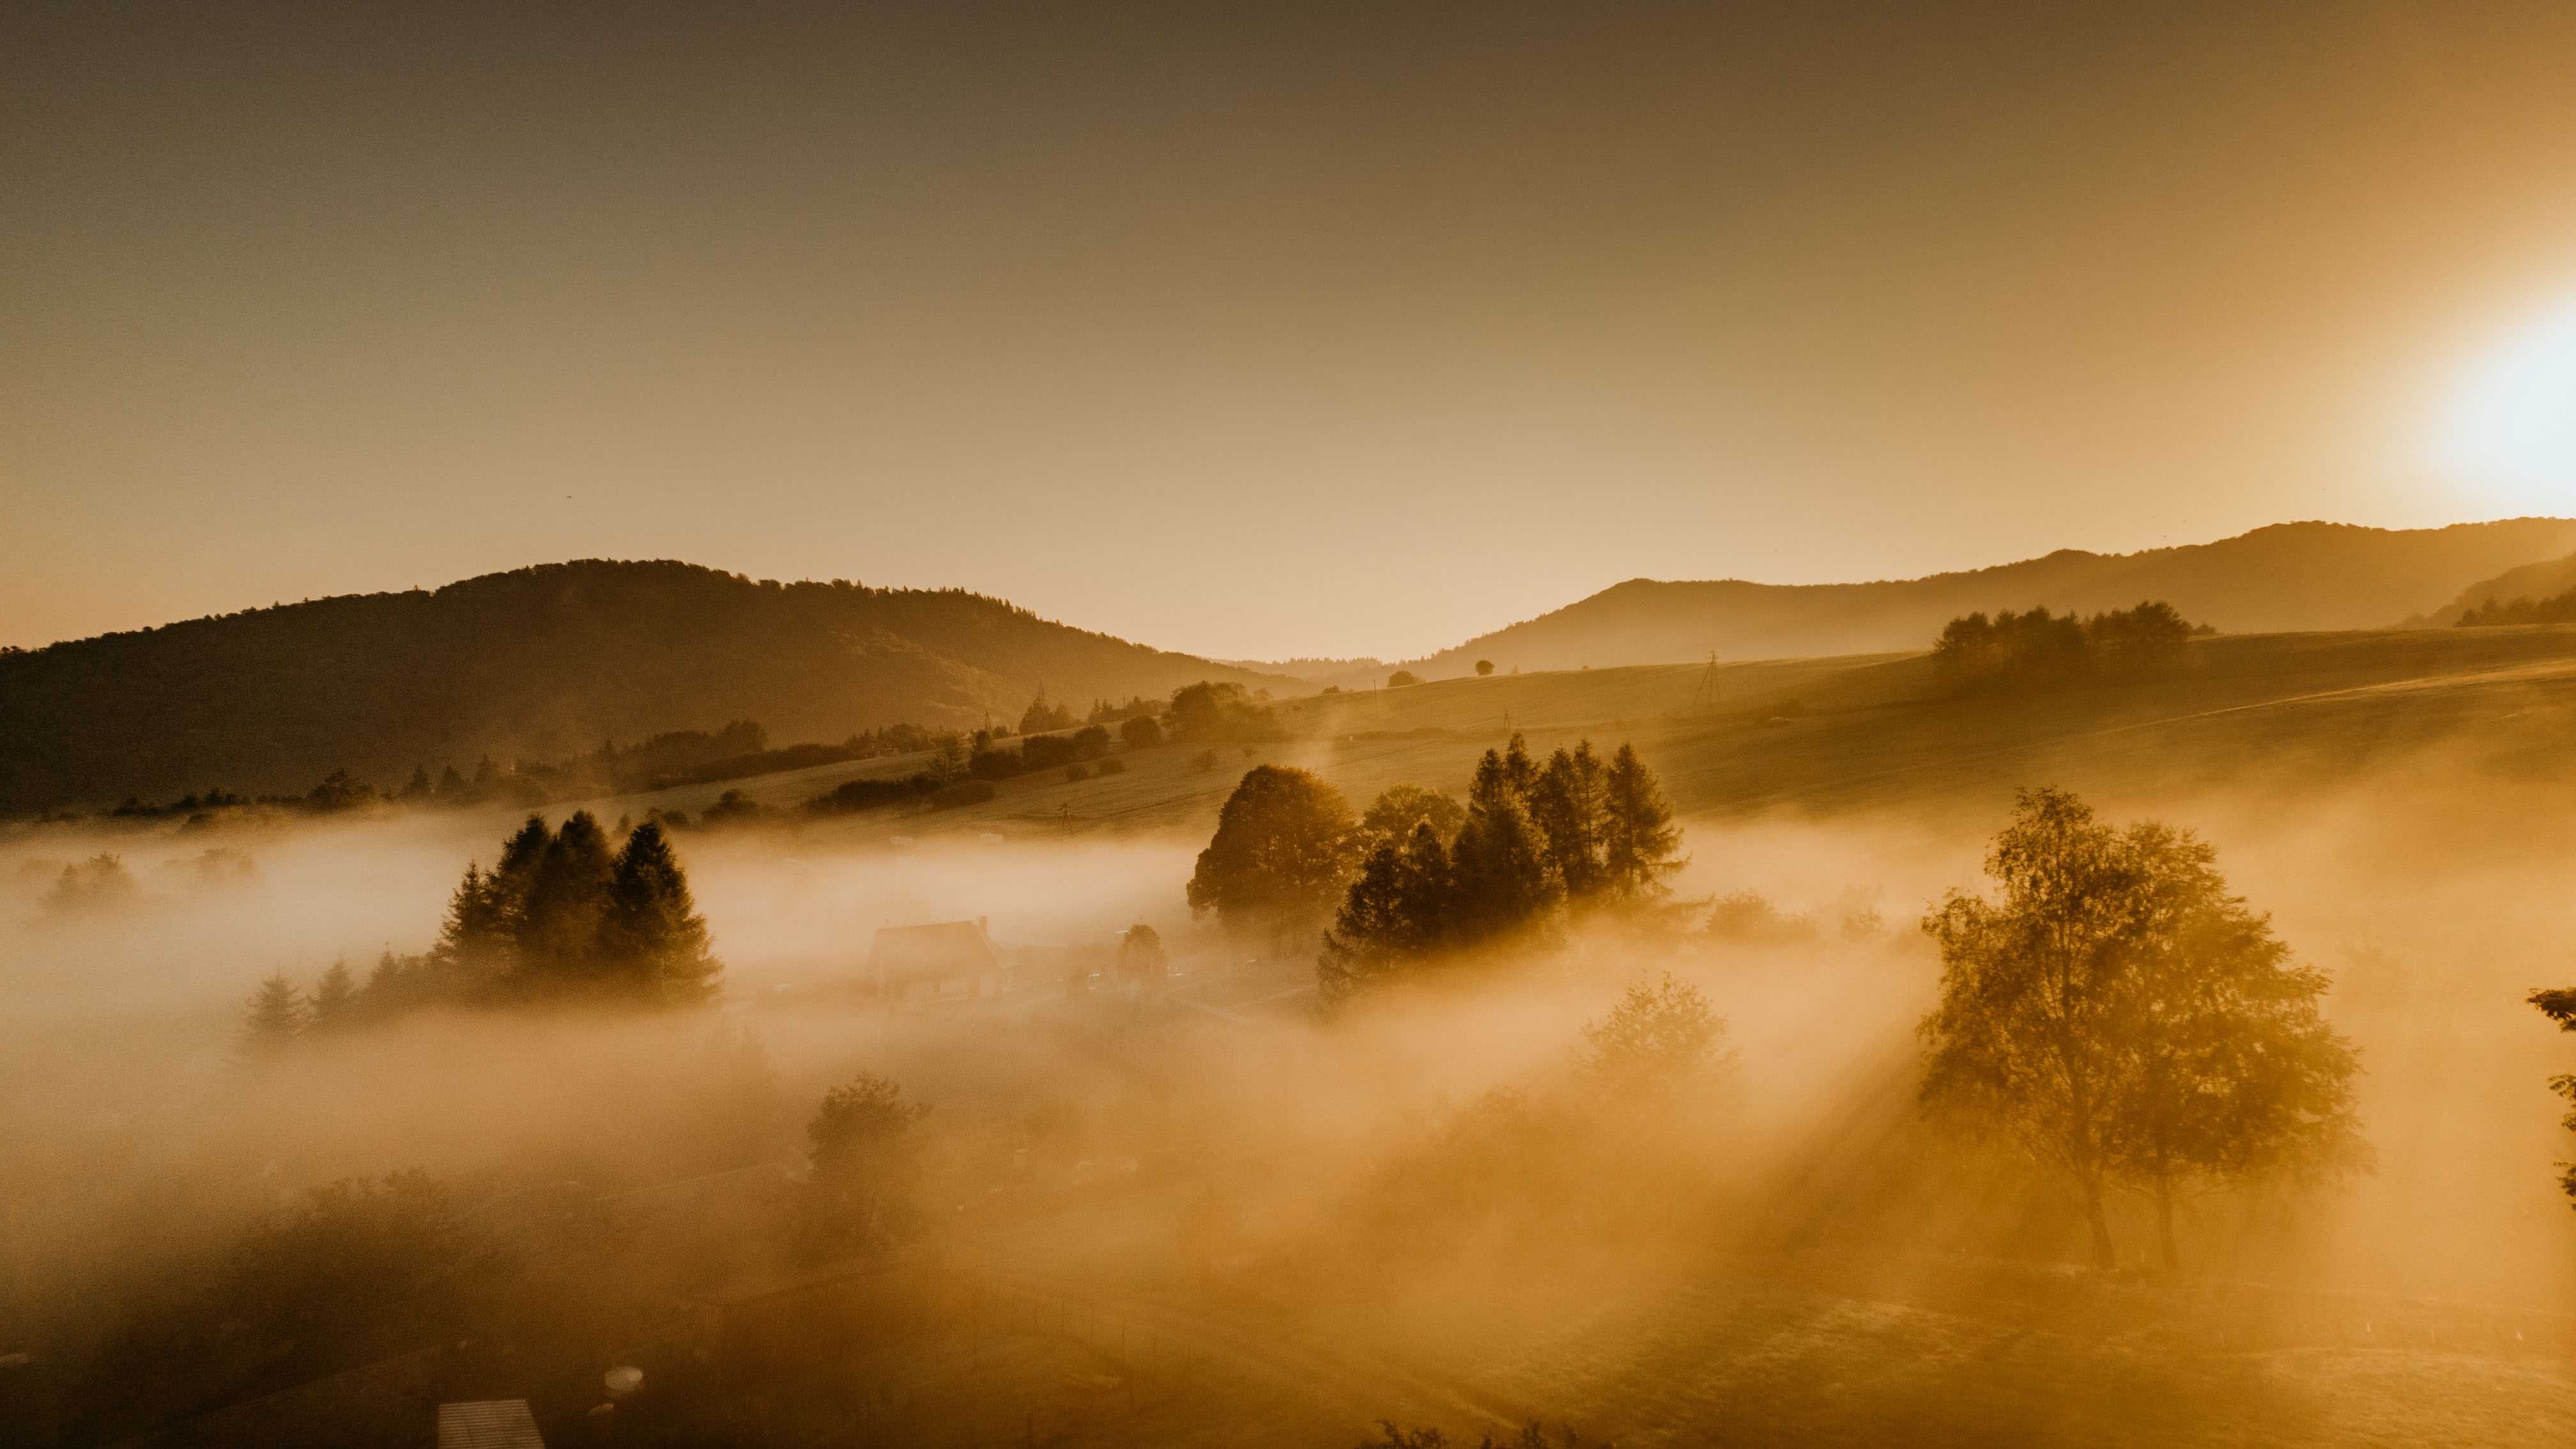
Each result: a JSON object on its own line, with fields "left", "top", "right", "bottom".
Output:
{"left": 1096, "top": 756, "right": 1126, "bottom": 775}
{"left": 1064, "top": 763, "right": 1091, "bottom": 782}
{"left": 1475, "top": 659, "right": 1494, "bottom": 676}
{"left": 1190, "top": 749, "right": 1221, "bottom": 774}
{"left": 929, "top": 780, "right": 997, "bottom": 809}
{"left": 806, "top": 772, "right": 937, "bottom": 815}
{"left": 1388, "top": 670, "right": 1420, "bottom": 687}
{"left": 970, "top": 746, "right": 1025, "bottom": 780}
{"left": 1121, "top": 716, "right": 1165, "bottom": 749}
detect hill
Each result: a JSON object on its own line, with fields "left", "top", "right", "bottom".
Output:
{"left": 0, "top": 560, "right": 1296, "bottom": 811}
{"left": 617, "top": 620, "right": 2576, "bottom": 847}
{"left": 2416, "top": 549, "right": 2576, "bottom": 626}
{"left": 1334, "top": 519, "right": 2576, "bottom": 683}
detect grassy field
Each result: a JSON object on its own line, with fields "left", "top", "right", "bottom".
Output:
{"left": 601, "top": 622, "right": 2576, "bottom": 842}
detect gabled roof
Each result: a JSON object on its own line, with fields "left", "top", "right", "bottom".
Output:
{"left": 438, "top": 1399, "right": 544, "bottom": 1449}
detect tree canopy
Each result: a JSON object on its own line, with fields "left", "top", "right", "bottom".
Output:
{"left": 1187, "top": 765, "right": 1359, "bottom": 953}
{"left": 1919, "top": 787, "right": 2363, "bottom": 1268}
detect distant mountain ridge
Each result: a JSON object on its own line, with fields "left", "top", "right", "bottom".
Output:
{"left": 0, "top": 560, "right": 1295, "bottom": 811}
{"left": 1344, "top": 519, "right": 2576, "bottom": 682}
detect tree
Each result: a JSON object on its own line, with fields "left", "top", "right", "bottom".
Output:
{"left": 1599, "top": 744, "right": 1682, "bottom": 900}
{"left": 1361, "top": 784, "right": 1464, "bottom": 844}
{"left": 518, "top": 810, "right": 614, "bottom": 981}
{"left": 1388, "top": 670, "right": 1420, "bottom": 687}
{"left": 1121, "top": 714, "right": 1164, "bottom": 750}
{"left": 2529, "top": 987, "right": 2576, "bottom": 1206}
{"left": 1117, "top": 923, "right": 1169, "bottom": 985}
{"left": 1575, "top": 974, "right": 1733, "bottom": 1104}
{"left": 1321, "top": 822, "right": 1455, "bottom": 1004}
{"left": 1448, "top": 749, "right": 1560, "bottom": 948}
{"left": 1920, "top": 788, "right": 2364, "bottom": 1268}
{"left": 1475, "top": 659, "right": 1495, "bottom": 677}
{"left": 802, "top": 1073, "right": 931, "bottom": 1259}
{"left": 309, "top": 958, "right": 358, "bottom": 1031}
{"left": 239, "top": 972, "right": 307, "bottom": 1057}
{"left": 1529, "top": 744, "right": 1609, "bottom": 901}
{"left": 601, "top": 820, "right": 723, "bottom": 1005}
{"left": 1187, "top": 765, "right": 1358, "bottom": 955}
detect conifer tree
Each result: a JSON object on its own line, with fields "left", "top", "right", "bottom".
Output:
{"left": 308, "top": 958, "right": 357, "bottom": 1031}
{"left": 1448, "top": 768, "right": 1560, "bottom": 947}
{"left": 1600, "top": 743, "right": 1683, "bottom": 900}
{"left": 520, "top": 811, "right": 615, "bottom": 979}
{"left": 1320, "top": 820, "right": 1455, "bottom": 1003}
{"left": 1529, "top": 742, "right": 1609, "bottom": 901}
{"left": 601, "top": 820, "right": 723, "bottom": 1005}
{"left": 239, "top": 972, "right": 307, "bottom": 1058}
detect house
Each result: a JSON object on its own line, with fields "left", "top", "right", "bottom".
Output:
{"left": 437, "top": 1399, "right": 544, "bottom": 1449}
{"left": 866, "top": 919, "right": 1006, "bottom": 1000}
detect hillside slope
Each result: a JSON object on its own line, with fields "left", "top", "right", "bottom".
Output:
{"left": 643, "top": 622, "right": 2576, "bottom": 847}
{"left": 0, "top": 560, "right": 1294, "bottom": 811}
{"left": 1376, "top": 519, "right": 2576, "bottom": 679}
{"left": 2416, "top": 549, "right": 2576, "bottom": 625}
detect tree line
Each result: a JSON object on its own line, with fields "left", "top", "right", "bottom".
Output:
{"left": 239, "top": 813, "right": 720, "bottom": 1047}
{"left": 1179, "top": 733, "right": 1684, "bottom": 1002}
{"left": 2458, "top": 583, "right": 2576, "bottom": 627}
{"left": 1931, "top": 600, "right": 2207, "bottom": 694}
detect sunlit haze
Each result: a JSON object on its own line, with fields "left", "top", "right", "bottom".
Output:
{"left": 14, "top": 9, "right": 2576, "bottom": 1449}
{"left": 8, "top": 4, "right": 2576, "bottom": 657}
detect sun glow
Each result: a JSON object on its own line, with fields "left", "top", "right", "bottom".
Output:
{"left": 2438, "top": 296, "right": 2576, "bottom": 510}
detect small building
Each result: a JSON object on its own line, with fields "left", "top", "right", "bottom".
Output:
{"left": 867, "top": 919, "right": 1006, "bottom": 1000}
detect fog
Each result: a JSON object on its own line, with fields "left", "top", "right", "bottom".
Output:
{"left": 4, "top": 754, "right": 2575, "bottom": 1446}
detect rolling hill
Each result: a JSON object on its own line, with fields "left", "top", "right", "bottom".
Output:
{"left": 2416, "top": 548, "right": 2576, "bottom": 625}
{"left": 621, "top": 620, "right": 2576, "bottom": 848}
{"left": 0, "top": 560, "right": 1296, "bottom": 811}
{"left": 1324, "top": 519, "right": 2576, "bottom": 684}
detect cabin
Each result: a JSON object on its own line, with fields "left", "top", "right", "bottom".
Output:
{"left": 866, "top": 919, "right": 1006, "bottom": 1000}
{"left": 437, "top": 1400, "right": 544, "bottom": 1449}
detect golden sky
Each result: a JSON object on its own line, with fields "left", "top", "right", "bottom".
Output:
{"left": 6, "top": 3, "right": 2576, "bottom": 660}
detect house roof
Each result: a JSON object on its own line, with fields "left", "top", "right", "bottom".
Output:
{"left": 867, "top": 921, "right": 1000, "bottom": 977}
{"left": 438, "top": 1399, "right": 544, "bottom": 1449}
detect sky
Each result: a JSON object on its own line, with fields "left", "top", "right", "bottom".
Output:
{"left": 6, "top": 1, "right": 2576, "bottom": 661}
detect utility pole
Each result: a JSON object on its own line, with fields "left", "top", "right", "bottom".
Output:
{"left": 1693, "top": 652, "right": 1722, "bottom": 711}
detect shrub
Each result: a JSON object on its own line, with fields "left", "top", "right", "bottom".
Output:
{"left": 1096, "top": 756, "right": 1126, "bottom": 776}
{"left": 1064, "top": 763, "right": 1091, "bottom": 782}
{"left": 1190, "top": 749, "right": 1221, "bottom": 774}
{"left": 1121, "top": 716, "right": 1165, "bottom": 749}
{"left": 929, "top": 780, "right": 997, "bottom": 809}
{"left": 1388, "top": 670, "right": 1420, "bottom": 687}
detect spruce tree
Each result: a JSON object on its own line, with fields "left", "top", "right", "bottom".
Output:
{"left": 1448, "top": 774, "right": 1560, "bottom": 947}
{"left": 1530, "top": 742, "right": 1609, "bottom": 901}
{"left": 520, "top": 811, "right": 615, "bottom": 981}
{"left": 309, "top": 958, "right": 357, "bottom": 1031}
{"left": 239, "top": 972, "right": 307, "bottom": 1058}
{"left": 1600, "top": 742, "right": 1683, "bottom": 900}
{"left": 601, "top": 821, "right": 722, "bottom": 1005}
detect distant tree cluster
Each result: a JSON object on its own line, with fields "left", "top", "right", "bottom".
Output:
{"left": 239, "top": 814, "right": 721, "bottom": 1043}
{"left": 1932, "top": 601, "right": 2207, "bottom": 693}
{"left": 969, "top": 724, "right": 1112, "bottom": 780}
{"left": 1165, "top": 681, "right": 1281, "bottom": 744}
{"left": 1919, "top": 787, "right": 2365, "bottom": 1268}
{"left": 2459, "top": 585, "right": 2576, "bottom": 627}
{"left": 1018, "top": 689, "right": 1078, "bottom": 735}
{"left": 1319, "top": 736, "right": 1682, "bottom": 1004}
{"left": 40, "top": 853, "right": 139, "bottom": 914}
